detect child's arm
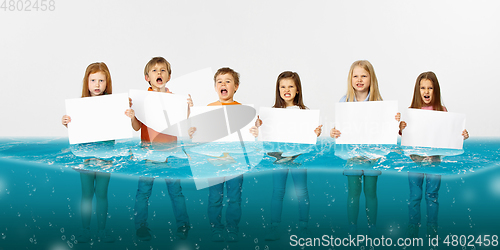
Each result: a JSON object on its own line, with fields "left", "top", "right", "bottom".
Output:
{"left": 186, "top": 94, "right": 195, "bottom": 139}
{"left": 126, "top": 98, "right": 141, "bottom": 131}
{"left": 462, "top": 129, "right": 469, "bottom": 140}
{"left": 187, "top": 94, "right": 193, "bottom": 118}
{"left": 125, "top": 109, "right": 141, "bottom": 131}
{"left": 315, "top": 125, "right": 323, "bottom": 137}
{"left": 61, "top": 115, "right": 71, "bottom": 128}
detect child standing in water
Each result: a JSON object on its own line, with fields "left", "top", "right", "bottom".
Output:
{"left": 399, "top": 71, "right": 469, "bottom": 238}
{"left": 62, "top": 62, "right": 133, "bottom": 243}
{"left": 251, "top": 71, "right": 322, "bottom": 241}
{"left": 330, "top": 60, "right": 400, "bottom": 236}
{"left": 128, "top": 57, "right": 193, "bottom": 241}
{"left": 189, "top": 67, "right": 246, "bottom": 242}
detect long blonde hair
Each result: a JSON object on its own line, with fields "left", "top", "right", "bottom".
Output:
{"left": 345, "top": 60, "right": 382, "bottom": 102}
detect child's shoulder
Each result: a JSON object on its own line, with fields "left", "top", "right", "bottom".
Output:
{"left": 207, "top": 101, "right": 220, "bottom": 106}
{"left": 207, "top": 101, "right": 241, "bottom": 106}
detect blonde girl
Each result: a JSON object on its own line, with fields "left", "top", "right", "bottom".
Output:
{"left": 330, "top": 60, "right": 399, "bottom": 236}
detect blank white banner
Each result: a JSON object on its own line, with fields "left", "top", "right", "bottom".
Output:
{"left": 401, "top": 108, "right": 466, "bottom": 149}
{"left": 335, "top": 101, "right": 399, "bottom": 145}
{"left": 258, "top": 107, "right": 320, "bottom": 145}
{"left": 129, "top": 89, "right": 188, "bottom": 135}
{"left": 190, "top": 105, "right": 256, "bottom": 142}
{"left": 65, "top": 93, "right": 132, "bottom": 144}
{"left": 168, "top": 67, "right": 214, "bottom": 108}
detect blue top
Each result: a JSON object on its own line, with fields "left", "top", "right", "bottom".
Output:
{"left": 339, "top": 92, "right": 370, "bottom": 103}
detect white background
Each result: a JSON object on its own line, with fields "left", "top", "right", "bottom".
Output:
{"left": 1, "top": 0, "right": 498, "bottom": 137}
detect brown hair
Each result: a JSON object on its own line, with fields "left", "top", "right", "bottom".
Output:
{"left": 144, "top": 57, "right": 172, "bottom": 84}
{"left": 273, "top": 71, "right": 307, "bottom": 109}
{"left": 214, "top": 67, "right": 240, "bottom": 87}
{"left": 410, "top": 71, "right": 445, "bottom": 111}
{"left": 345, "top": 60, "right": 383, "bottom": 102}
{"left": 81, "top": 62, "right": 112, "bottom": 98}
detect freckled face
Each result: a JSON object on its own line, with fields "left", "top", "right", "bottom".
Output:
{"left": 279, "top": 78, "right": 298, "bottom": 106}
{"left": 351, "top": 66, "right": 371, "bottom": 94}
{"left": 88, "top": 72, "right": 107, "bottom": 96}
{"left": 420, "top": 79, "right": 434, "bottom": 105}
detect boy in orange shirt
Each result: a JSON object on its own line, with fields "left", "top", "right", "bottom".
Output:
{"left": 204, "top": 68, "right": 243, "bottom": 242}
{"left": 129, "top": 57, "right": 193, "bottom": 241}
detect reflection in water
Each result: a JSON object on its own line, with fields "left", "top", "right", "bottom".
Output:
{"left": 266, "top": 167, "right": 309, "bottom": 241}
{"left": 2, "top": 138, "right": 484, "bottom": 178}
{"left": 1, "top": 138, "right": 499, "bottom": 249}
{"left": 72, "top": 140, "right": 116, "bottom": 243}
{"left": 207, "top": 175, "right": 243, "bottom": 242}
{"left": 134, "top": 175, "right": 190, "bottom": 241}
{"left": 406, "top": 154, "right": 443, "bottom": 239}
{"left": 335, "top": 144, "right": 389, "bottom": 237}
{"left": 77, "top": 160, "right": 114, "bottom": 243}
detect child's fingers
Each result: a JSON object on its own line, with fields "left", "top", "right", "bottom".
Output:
{"left": 399, "top": 121, "right": 407, "bottom": 130}
{"left": 249, "top": 126, "right": 259, "bottom": 137}
{"left": 62, "top": 115, "right": 71, "bottom": 125}
{"left": 187, "top": 94, "right": 193, "bottom": 107}
{"left": 255, "top": 116, "right": 262, "bottom": 127}
{"left": 395, "top": 112, "right": 401, "bottom": 122}
{"left": 125, "top": 109, "right": 135, "bottom": 118}
{"left": 462, "top": 129, "right": 469, "bottom": 140}
{"left": 188, "top": 127, "right": 196, "bottom": 139}
{"left": 315, "top": 125, "right": 322, "bottom": 137}
{"left": 330, "top": 128, "right": 340, "bottom": 138}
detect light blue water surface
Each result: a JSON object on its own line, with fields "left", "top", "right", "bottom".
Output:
{"left": 0, "top": 137, "right": 499, "bottom": 249}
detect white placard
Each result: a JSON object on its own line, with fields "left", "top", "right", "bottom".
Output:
{"left": 129, "top": 89, "right": 188, "bottom": 135}
{"left": 335, "top": 101, "right": 399, "bottom": 144}
{"left": 189, "top": 105, "right": 256, "bottom": 142}
{"left": 258, "top": 107, "right": 319, "bottom": 144}
{"left": 65, "top": 93, "right": 132, "bottom": 144}
{"left": 401, "top": 108, "right": 466, "bottom": 149}
{"left": 168, "top": 67, "right": 215, "bottom": 108}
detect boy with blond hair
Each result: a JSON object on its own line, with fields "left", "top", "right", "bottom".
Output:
{"left": 129, "top": 57, "right": 193, "bottom": 241}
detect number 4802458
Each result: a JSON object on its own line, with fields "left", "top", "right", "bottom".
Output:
{"left": 443, "top": 235, "right": 499, "bottom": 247}
{"left": 1, "top": 0, "right": 55, "bottom": 11}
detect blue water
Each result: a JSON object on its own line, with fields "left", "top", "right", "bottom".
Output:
{"left": 1, "top": 137, "right": 500, "bottom": 249}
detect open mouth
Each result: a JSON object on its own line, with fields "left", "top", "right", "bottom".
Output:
{"left": 220, "top": 88, "right": 228, "bottom": 95}
{"left": 356, "top": 83, "right": 364, "bottom": 87}
{"left": 156, "top": 77, "right": 163, "bottom": 84}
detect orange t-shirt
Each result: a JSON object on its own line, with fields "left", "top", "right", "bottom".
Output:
{"left": 140, "top": 87, "right": 177, "bottom": 143}
{"left": 207, "top": 101, "right": 241, "bottom": 106}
